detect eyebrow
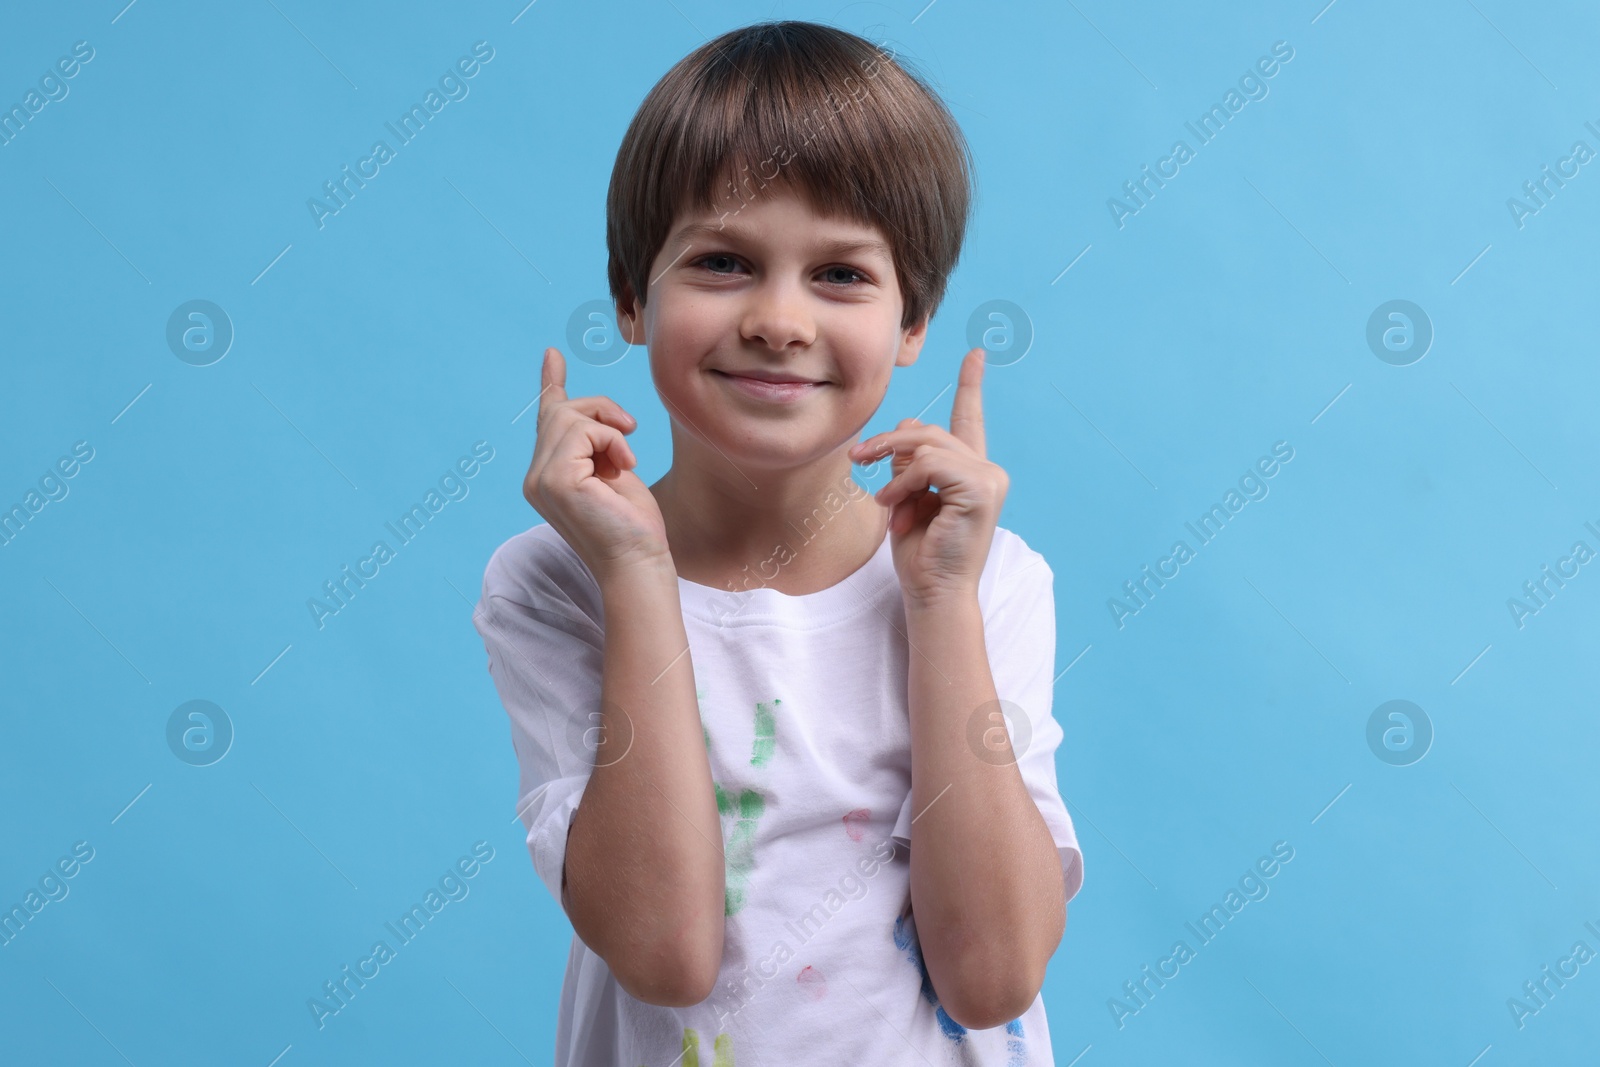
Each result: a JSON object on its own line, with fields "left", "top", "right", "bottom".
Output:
{"left": 669, "top": 221, "right": 892, "bottom": 262}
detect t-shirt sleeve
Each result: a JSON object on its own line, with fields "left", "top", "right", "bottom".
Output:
{"left": 891, "top": 533, "right": 1085, "bottom": 905}
{"left": 473, "top": 531, "right": 606, "bottom": 911}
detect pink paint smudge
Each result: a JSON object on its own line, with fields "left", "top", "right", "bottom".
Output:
{"left": 842, "top": 808, "right": 871, "bottom": 842}
{"left": 797, "top": 965, "right": 828, "bottom": 1000}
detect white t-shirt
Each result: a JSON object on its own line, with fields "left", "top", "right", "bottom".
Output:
{"left": 473, "top": 518, "right": 1084, "bottom": 1066}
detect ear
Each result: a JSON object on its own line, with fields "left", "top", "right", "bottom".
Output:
{"left": 615, "top": 283, "right": 645, "bottom": 346}
{"left": 893, "top": 312, "right": 931, "bottom": 368}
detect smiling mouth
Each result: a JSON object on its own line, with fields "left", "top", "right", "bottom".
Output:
{"left": 711, "top": 370, "right": 828, "bottom": 401}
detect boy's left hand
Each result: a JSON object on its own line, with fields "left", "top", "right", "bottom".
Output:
{"left": 849, "top": 347, "right": 1007, "bottom": 606}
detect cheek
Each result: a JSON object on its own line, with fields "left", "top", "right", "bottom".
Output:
{"left": 835, "top": 355, "right": 894, "bottom": 418}
{"left": 650, "top": 294, "right": 724, "bottom": 354}
{"left": 646, "top": 313, "right": 716, "bottom": 408}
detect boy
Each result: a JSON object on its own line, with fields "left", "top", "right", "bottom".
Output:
{"left": 474, "top": 20, "right": 1083, "bottom": 1064}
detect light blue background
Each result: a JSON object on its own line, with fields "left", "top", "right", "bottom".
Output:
{"left": 2, "top": 1, "right": 1597, "bottom": 1063}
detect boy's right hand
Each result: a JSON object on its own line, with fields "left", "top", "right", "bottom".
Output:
{"left": 522, "top": 347, "right": 672, "bottom": 585}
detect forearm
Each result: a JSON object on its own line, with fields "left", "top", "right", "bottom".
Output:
{"left": 903, "top": 592, "right": 1065, "bottom": 1029}
{"left": 564, "top": 559, "right": 725, "bottom": 1005}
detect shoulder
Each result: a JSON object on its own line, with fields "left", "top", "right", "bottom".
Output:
{"left": 981, "top": 524, "right": 1054, "bottom": 602}
{"left": 478, "top": 522, "right": 602, "bottom": 622}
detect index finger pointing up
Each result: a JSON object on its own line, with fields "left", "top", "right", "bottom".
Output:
{"left": 539, "top": 347, "right": 568, "bottom": 425}
{"left": 949, "top": 347, "right": 987, "bottom": 458}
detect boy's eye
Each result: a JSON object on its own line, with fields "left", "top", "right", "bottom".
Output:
{"left": 697, "top": 254, "right": 743, "bottom": 275}
{"left": 691, "top": 254, "right": 868, "bottom": 288}
{"left": 821, "top": 266, "right": 867, "bottom": 286}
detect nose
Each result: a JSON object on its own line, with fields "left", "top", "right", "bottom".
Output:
{"left": 740, "top": 276, "right": 815, "bottom": 352}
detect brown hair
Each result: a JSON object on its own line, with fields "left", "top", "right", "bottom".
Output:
{"left": 605, "top": 20, "right": 974, "bottom": 332}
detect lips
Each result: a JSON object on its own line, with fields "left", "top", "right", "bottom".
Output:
{"left": 713, "top": 369, "right": 827, "bottom": 403}
{"left": 713, "top": 369, "right": 826, "bottom": 385}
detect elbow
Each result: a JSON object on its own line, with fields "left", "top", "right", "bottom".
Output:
{"left": 612, "top": 940, "right": 722, "bottom": 1007}
{"left": 939, "top": 974, "right": 1043, "bottom": 1033}
{"left": 595, "top": 906, "right": 725, "bottom": 1007}
{"left": 571, "top": 910, "right": 723, "bottom": 1007}
{"left": 932, "top": 924, "right": 1058, "bottom": 1031}
{"left": 563, "top": 857, "right": 726, "bottom": 1007}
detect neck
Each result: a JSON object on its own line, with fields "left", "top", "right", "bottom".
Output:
{"left": 649, "top": 442, "right": 887, "bottom": 594}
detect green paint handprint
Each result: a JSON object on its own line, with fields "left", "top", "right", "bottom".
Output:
{"left": 750, "top": 698, "right": 778, "bottom": 767}
{"left": 716, "top": 783, "right": 764, "bottom": 915}
{"left": 705, "top": 698, "right": 782, "bottom": 916}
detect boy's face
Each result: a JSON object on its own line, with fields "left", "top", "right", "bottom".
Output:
{"left": 616, "top": 181, "right": 929, "bottom": 473}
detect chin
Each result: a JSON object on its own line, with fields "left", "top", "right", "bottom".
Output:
{"left": 723, "top": 434, "right": 834, "bottom": 470}
{"left": 714, "top": 420, "right": 843, "bottom": 469}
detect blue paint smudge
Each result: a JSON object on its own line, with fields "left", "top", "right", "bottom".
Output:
{"left": 934, "top": 1005, "right": 966, "bottom": 1042}
{"left": 1005, "top": 1016, "right": 1026, "bottom": 1065}
{"left": 893, "top": 914, "right": 967, "bottom": 1044}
